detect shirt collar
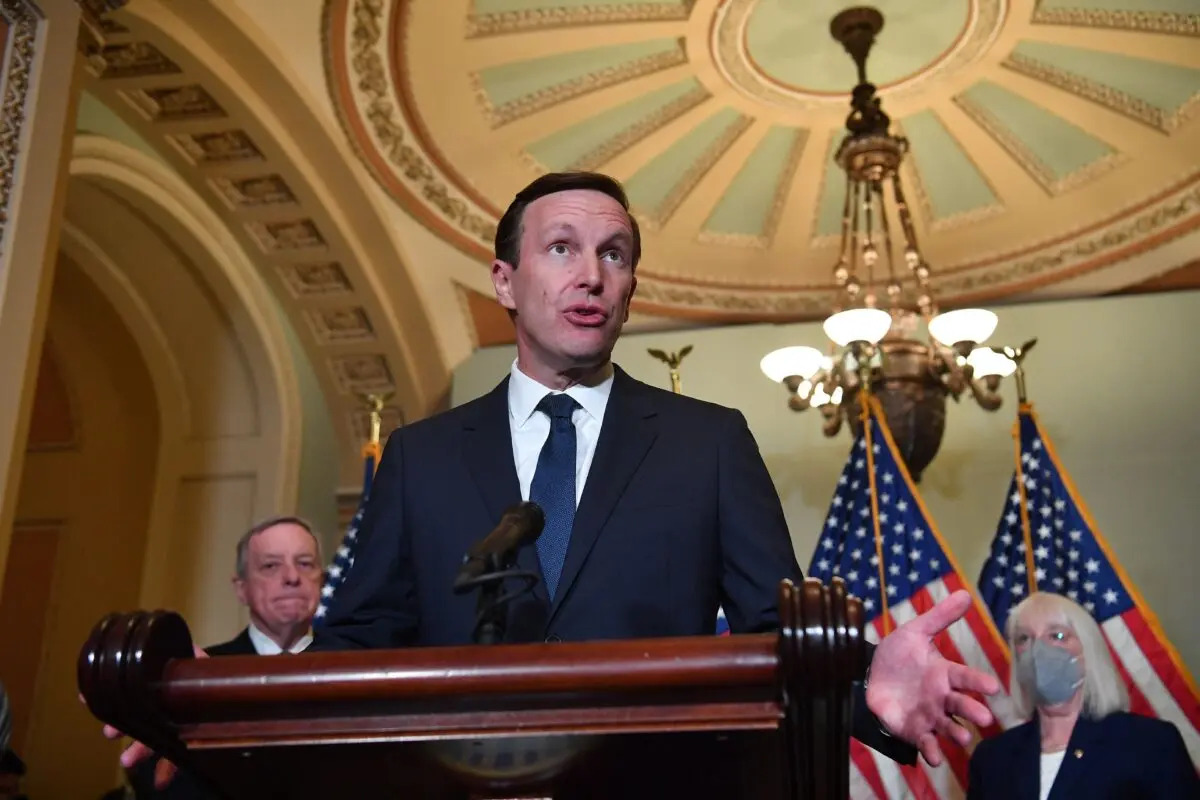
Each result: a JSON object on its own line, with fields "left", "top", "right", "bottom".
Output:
{"left": 247, "top": 621, "right": 312, "bottom": 655}
{"left": 508, "top": 359, "right": 613, "bottom": 428}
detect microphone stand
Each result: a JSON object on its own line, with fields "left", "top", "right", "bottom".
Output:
{"left": 453, "top": 552, "right": 539, "bottom": 645}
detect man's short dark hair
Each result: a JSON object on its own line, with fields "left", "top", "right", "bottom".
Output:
{"left": 235, "top": 515, "right": 322, "bottom": 579}
{"left": 494, "top": 171, "right": 642, "bottom": 270}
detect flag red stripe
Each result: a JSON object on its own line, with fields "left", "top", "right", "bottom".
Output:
{"left": 850, "top": 740, "right": 889, "bottom": 798}
{"left": 1120, "top": 608, "right": 1200, "bottom": 730}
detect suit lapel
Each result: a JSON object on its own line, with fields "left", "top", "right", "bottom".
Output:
{"left": 461, "top": 378, "right": 549, "bottom": 607}
{"left": 549, "top": 368, "right": 658, "bottom": 621}
{"left": 1046, "top": 715, "right": 1101, "bottom": 800}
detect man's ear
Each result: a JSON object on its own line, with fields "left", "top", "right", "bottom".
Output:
{"left": 491, "top": 259, "right": 517, "bottom": 311}
{"left": 623, "top": 274, "right": 638, "bottom": 322}
{"left": 233, "top": 576, "right": 248, "bottom": 607}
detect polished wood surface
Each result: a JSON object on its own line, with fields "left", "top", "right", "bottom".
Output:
{"left": 78, "top": 578, "right": 864, "bottom": 799}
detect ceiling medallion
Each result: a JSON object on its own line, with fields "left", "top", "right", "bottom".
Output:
{"left": 711, "top": 0, "right": 1007, "bottom": 110}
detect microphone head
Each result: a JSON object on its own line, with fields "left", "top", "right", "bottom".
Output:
{"left": 512, "top": 501, "right": 545, "bottom": 536}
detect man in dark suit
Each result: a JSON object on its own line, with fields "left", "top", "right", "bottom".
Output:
{"left": 126, "top": 516, "right": 322, "bottom": 797}
{"left": 315, "top": 171, "right": 1000, "bottom": 767}
{"left": 208, "top": 515, "right": 322, "bottom": 656}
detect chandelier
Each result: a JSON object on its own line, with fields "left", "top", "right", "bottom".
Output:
{"left": 760, "top": 7, "right": 1017, "bottom": 482}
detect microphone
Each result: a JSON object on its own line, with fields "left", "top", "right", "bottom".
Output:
{"left": 453, "top": 502, "right": 545, "bottom": 592}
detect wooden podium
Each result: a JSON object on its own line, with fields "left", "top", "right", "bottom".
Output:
{"left": 78, "top": 578, "right": 865, "bottom": 799}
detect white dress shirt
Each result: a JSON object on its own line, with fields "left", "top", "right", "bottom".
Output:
{"left": 247, "top": 621, "right": 313, "bottom": 655}
{"left": 1039, "top": 749, "right": 1066, "bottom": 800}
{"left": 507, "top": 360, "right": 613, "bottom": 506}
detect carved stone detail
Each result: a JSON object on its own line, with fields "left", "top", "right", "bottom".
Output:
{"left": 277, "top": 263, "right": 355, "bottom": 297}
{"left": 466, "top": 1, "right": 696, "bottom": 37}
{"left": 638, "top": 114, "right": 752, "bottom": 229}
{"left": 330, "top": 354, "right": 395, "bottom": 394}
{"left": 305, "top": 307, "right": 375, "bottom": 344}
{"left": 472, "top": 41, "right": 687, "bottom": 127}
{"left": 168, "top": 130, "right": 263, "bottom": 164}
{"left": 0, "top": 0, "right": 38, "bottom": 248}
{"left": 1005, "top": 51, "right": 1198, "bottom": 134}
{"left": 210, "top": 174, "right": 296, "bottom": 209}
{"left": 86, "top": 42, "right": 182, "bottom": 79}
{"left": 122, "top": 85, "right": 225, "bottom": 122}
{"left": 246, "top": 219, "right": 326, "bottom": 252}
{"left": 342, "top": 0, "right": 495, "bottom": 245}
{"left": 523, "top": 84, "right": 710, "bottom": 174}
{"left": 932, "top": 182, "right": 1200, "bottom": 297}
{"left": 953, "top": 92, "right": 1125, "bottom": 195}
{"left": 1030, "top": 5, "right": 1199, "bottom": 36}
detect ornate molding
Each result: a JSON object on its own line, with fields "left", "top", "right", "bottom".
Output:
{"left": 525, "top": 83, "right": 711, "bottom": 174}
{"left": 1030, "top": 5, "right": 1199, "bottom": 37}
{"left": 466, "top": 1, "right": 696, "bottom": 38}
{"left": 897, "top": 117, "right": 1006, "bottom": 233}
{"left": 631, "top": 179, "right": 1200, "bottom": 315}
{"left": 76, "top": 0, "right": 132, "bottom": 54}
{"left": 472, "top": 40, "right": 687, "bottom": 128}
{"left": 1004, "top": 51, "right": 1198, "bottom": 134}
{"left": 637, "top": 114, "right": 752, "bottom": 229}
{"left": 711, "top": 0, "right": 1007, "bottom": 111}
{"left": 337, "top": 0, "right": 495, "bottom": 247}
{"left": 0, "top": 0, "right": 39, "bottom": 248}
{"left": 953, "top": 92, "right": 1125, "bottom": 196}
{"left": 933, "top": 181, "right": 1200, "bottom": 296}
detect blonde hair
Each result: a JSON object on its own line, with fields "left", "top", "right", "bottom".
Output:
{"left": 1006, "top": 591, "right": 1129, "bottom": 720}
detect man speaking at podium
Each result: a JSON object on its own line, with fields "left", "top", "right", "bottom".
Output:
{"left": 109, "top": 171, "right": 999, "bottom": 782}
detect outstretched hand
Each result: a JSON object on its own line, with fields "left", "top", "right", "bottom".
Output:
{"left": 865, "top": 589, "right": 1000, "bottom": 767}
{"left": 82, "top": 644, "right": 209, "bottom": 789}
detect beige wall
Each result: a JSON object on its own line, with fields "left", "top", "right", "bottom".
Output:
{"left": 8, "top": 257, "right": 159, "bottom": 799}
{"left": 452, "top": 289, "right": 1200, "bottom": 677}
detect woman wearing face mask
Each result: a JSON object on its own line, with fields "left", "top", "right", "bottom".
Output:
{"left": 967, "top": 592, "right": 1197, "bottom": 799}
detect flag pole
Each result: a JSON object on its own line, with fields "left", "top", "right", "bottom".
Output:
{"left": 361, "top": 392, "right": 387, "bottom": 466}
{"left": 999, "top": 340, "right": 1040, "bottom": 595}
{"left": 860, "top": 383, "right": 893, "bottom": 636}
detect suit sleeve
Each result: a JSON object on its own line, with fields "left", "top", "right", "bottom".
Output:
{"left": 313, "top": 429, "right": 419, "bottom": 650}
{"left": 716, "top": 408, "right": 916, "bottom": 765}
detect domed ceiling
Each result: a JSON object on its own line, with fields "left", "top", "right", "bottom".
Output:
{"left": 324, "top": 0, "right": 1200, "bottom": 321}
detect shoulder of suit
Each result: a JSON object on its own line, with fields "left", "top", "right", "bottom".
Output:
{"left": 619, "top": 370, "right": 744, "bottom": 419}
{"left": 204, "top": 627, "right": 252, "bottom": 656}
{"left": 972, "top": 717, "right": 1034, "bottom": 761}
{"left": 1095, "top": 710, "right": 1183, "bottom": 741}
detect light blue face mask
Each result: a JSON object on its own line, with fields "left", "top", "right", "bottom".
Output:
{"left": 1016, "top": 638, "right": 1085, "bottom": 707}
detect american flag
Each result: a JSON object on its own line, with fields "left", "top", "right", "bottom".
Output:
{"left": 314, "top": 441, "right": 380, "bottom": 623}
{"left": 978, "top": 404, "right": 1200, "bottom": 767}
{"left": 809, "top": 396, "right": 1019, "bottom": 799}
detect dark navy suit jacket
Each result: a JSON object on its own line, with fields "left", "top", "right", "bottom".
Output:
{"left": 319, "top": 366, "right": 914, "bottom": 761}
{"left": 967, "top": 712, "right": 1198, "bottom": 799}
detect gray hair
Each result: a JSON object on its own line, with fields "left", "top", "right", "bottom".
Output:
{"left": 234, "top": 515, "right": 322, "bottom": 579}
{"left": 1006, "top": 591, "right": 1129, "bottom": 720}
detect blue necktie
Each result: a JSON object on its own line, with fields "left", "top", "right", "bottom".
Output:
{"left": 529, "top": 393, "right": 580, "bottom": 600}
